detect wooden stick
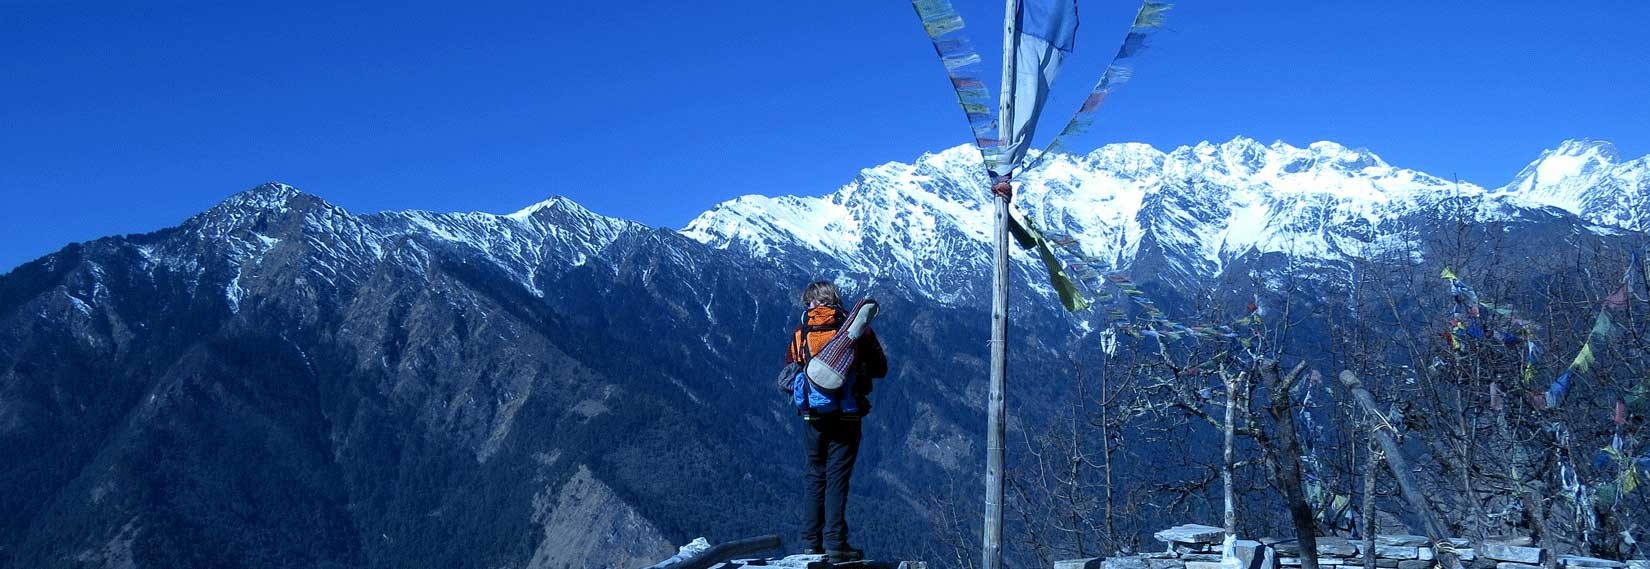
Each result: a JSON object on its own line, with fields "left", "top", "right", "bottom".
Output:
{"left": 1337, "top": 371, "right": 1461, "bottom": 569}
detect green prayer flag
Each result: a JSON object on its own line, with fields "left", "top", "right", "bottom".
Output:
{"left": 1592, "top": 312, "right": 1615, "bottom": 340}
{"left": 1017, "top": 214, "right": 1089, "bottom": 312}
{"left": 1007, "top": 214, "right": 1038, "bottom": 250}
{"left": 1034, "top": 239, "right": 1090, "bottom": 312}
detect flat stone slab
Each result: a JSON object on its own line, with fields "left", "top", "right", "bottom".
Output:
{"left": 1157, "top": 525, "right": 1228, "bottom": 546}
{"left": 1378, "top": 536, "right": 1430, "bottom": 547}
{"left": 1056, "top": 559, "right": 1104, "bottom": 569}
{"left": 1560, "top": 556, "right": 1626, "bottom": 568}
{"left": 1498, "top": 563, "right": 1543, "bottom": 569}
{"left": 1273, "top": 541, "right": 1359, "bottom": 558}
{"left": 1317, "top": 538, "right": 1359, "bottom": 557}
{"left": 1186, "top": 561, "right": 1227, "bottom": 569}
{"left": 1106, "top": 555, "right": 1190, "bottom": 569}
{"left": 1373, "top": 545, "right": 1420, "bottom": 560}
{"left": 1483, "top": 544, "right": 1545, "bottom": 564}
{"left": 1182, "top": 554, "right": 1225, "bottom": 562}
{"left": 1626, "top": 561, "right": 1649, "bottom": 569}
{"left": 713, "top": 556, "right": 920, "bottom": 569}
{"left": 1398, "top": 560, "right": 1430, "bottom": 569}
{"left": 1235, "top": 540, "right": 1277, "bottom": 569}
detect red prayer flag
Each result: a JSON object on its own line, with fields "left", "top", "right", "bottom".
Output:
{"left": 1604, "top": 286, "right": 1628, "bottom": 309}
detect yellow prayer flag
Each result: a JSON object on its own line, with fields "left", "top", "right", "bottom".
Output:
{"left": 1572, "top": 343, "right": 1596, "bottom": 373}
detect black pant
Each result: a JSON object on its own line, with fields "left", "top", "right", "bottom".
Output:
{"left": 801, "top": 415, "right": 862, "bottom": 550}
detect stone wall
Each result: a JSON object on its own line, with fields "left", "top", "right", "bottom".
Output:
{"left": 1055, "top": 524, "right": 1650, "bottom": 569}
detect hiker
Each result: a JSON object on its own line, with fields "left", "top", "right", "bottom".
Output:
{"left": 785, "top": 281, "right": 887, "bottom": 562}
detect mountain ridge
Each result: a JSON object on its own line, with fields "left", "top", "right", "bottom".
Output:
{"left": 683, "top": 137, "right": 1644, "bottom": 300}
{"left": 1, "top": 137, "right": 1646, "bottom": 568}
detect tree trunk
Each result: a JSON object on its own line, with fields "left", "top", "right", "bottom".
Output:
{"left": 1224, "top": 370, "right": 1238, "bottom": 538}
{"left": 1259, "top": 361, "right": 1320, "bottom": 569}
{"left": 1362, "top": 439, "right": 1378, "bottom": 569}
{"left": 1221, "top": 369, "right": 1242, "bottom": 568}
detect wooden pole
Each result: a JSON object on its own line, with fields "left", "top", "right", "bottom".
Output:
{"left": 982, "top": 1, "right": 1017, "bottom": 568}
{"left": 1336, "top": 371, "right": 1461, "bottom": 569}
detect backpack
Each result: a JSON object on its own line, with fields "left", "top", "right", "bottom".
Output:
{"left": 781, "top": 299, "right": 880, "bottom": 416}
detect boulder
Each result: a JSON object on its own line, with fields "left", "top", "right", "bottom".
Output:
{"left": 1482, "top": 544, "right": 1545, "bottom": 565}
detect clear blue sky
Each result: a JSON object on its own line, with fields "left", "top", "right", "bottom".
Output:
{"left": 3, "top": 1, "right": 1648, "bottom": 271}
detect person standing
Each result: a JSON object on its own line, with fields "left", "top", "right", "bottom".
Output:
{"left": 786, "top": 281, "right": 887, "bottom": 562}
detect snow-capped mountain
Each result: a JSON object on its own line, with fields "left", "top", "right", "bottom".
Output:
{"left": 1496, "top": 139, "right": 1650, "bottom": 231}
{"left": 685, "top": 137, "right": 1645, "bottom": 297}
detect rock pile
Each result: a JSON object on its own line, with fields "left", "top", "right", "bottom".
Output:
{"left": 1057, "top": 525, "right": 1649, "bottom": 569}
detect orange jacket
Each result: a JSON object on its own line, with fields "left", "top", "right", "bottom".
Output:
{"left": 786, "top": 305, "right": 888, "bottom": 380}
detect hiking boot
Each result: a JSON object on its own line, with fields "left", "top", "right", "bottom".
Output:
{"left": 802, "top": 546, "right": 825, "bottom": 555}
{"left": 826, "top": 546, "right": 864, "bottom": 563}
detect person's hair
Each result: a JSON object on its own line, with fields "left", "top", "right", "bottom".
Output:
{"left": 801, "top": 281, "right": 842, "bottom": 308}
